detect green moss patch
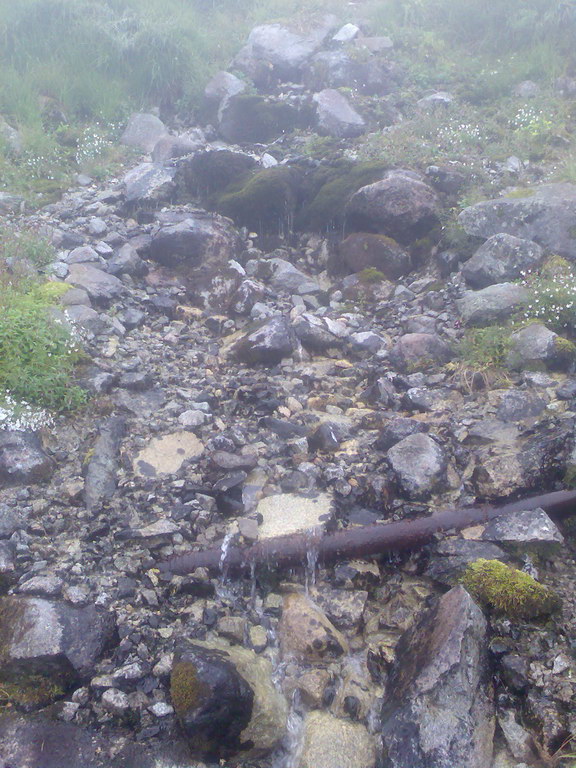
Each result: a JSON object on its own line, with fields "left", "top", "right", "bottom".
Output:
{"left": 461, "top": 559, "right": 561, "bottom": 619}
{"left": 170, "top": 660, "right": 209, "bottom": 716}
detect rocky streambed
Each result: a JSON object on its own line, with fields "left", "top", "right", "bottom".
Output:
{"left": 3, "top": 11, "right": 576, "bottom": 768}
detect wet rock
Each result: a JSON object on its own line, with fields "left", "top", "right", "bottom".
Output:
{"left": 298, "top": 711, "right": 376, "bottom": 768}
{"left": 339, "top": 233, "right": 411, "bottom": 279}
{"left": 308, "top": 421, "right": 348, "bottom": 451}
{"left": 312, "top": 587, "right": 368, "bottom": 630}
{"left": 83, "top": 417, "right": 126, "bottom": 512}
{"left": 232, "top": 316, "right": 295, "bottom": 365}
{"left": 461, "top": 234, "right": 543, "bottom": 289}
{"left": 524, "top": 692, "right": 568, "bottom": 752}
{"left": 459, "top": 183, "right": 576, "bottom": 260}
{"left": 457, "top": 282, "right": 528, "bottom": 326}
{"left": 0, "top": 597, "right": 115, "bottom": 705}
{"left": 346, "top": 170, "right": 440, "bottom": 244}
{"left": 122, "top": 162, "right": 176, "bottom": 204}
{"left": 171, "top": 641, "right": 287, "bottom": 760}
{"left": 389, "top": 332, "right": 453, "bottom": 372}
{"left": 257, "top": 491, "right": 333, "bottom": 538}
{"left": 234, "top": 17, "right": 337, "bottom": 86}
{"left": 218, "top": 94, "right": 302, "bottom": 144}
{"left": 500, "top": 654, "right": 530, "bottom": 692}
{"left": 425, "top": 539, "right": 510, "bottom": 586}
{"left": 481, "top": 508, "right": 564, "bottom": 555}
{"left": 507, "top": 323, "right": 576, "bottom": 371}
{"left": 65, "top": 263, "right": 126, "bottom": 305}
{"left": 279, "top": 592, "right": 348, "bottom": 662}
{"left": 133, "top": 431, "right": 204, "bottom": 478}
{"left": 498, "top": 710, "right": 539, "bottom": 763}
{"left": 387, "top": 433, "right": 447, "bottom": 499}
{"left": 380, "top": 586, "right": 494, "bottom": 768}
{"left": 313, "top": 88, "right": 366, "bottom": 138}
{"left": 0, "top": 431, "right": 54, "bottom": 486}
{"left": 120, "top": 113, "right": 169, "bottom": 153}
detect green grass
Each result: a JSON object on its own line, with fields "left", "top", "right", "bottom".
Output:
{"left": 0, "top": 230, "right": 86, "bottom": 414}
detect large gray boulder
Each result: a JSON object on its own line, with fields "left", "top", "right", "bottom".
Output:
{"left": 313, "top": 89, "right": 366, "bottom": 138}
{"left": 65, "top": 263, "right": 126, "bottom": 304}
{"left": 120, "top": 112, "right": 168, "bottom": 153}
{"left": 0, "top": 597, "right": 115, "bottom": 703}
{"left": 122, "top": 162, "right": 176, "bottom": 204}
{"left": 0, "top": 431, "right": 54, "bottom": 487}
{"left": 303, "top": 50, "right": 397, "bottom": 95}
{"left": 462, "top": 233, "right": 544, "bottom": 288}
{"left": 204, "top": 71, "right": 246, "bottom": 105}
{"left": 456, "top": 282, "right": 528, "bottom": 326}
{"left": 149, "top": 212, "right": 241, "bottom": 270}
{"left": 506, "top": 323, "right": 576, "bottom": 371}
{"left": 389, "top": 333, "right": 453, "bottom": 372}
{"left": 232, "top": 316, "right": 295, "bottom": 365}
{"left": 387, "top": 433, "right": 447, "bottom": 499}
{"left": 339, "top": 232, "right": 411, "bottom": 279}
{"left": 459, "top": 184, "right": 576, "bottom": 260}
{"left": 346, "top": 170, "right": 440, "bottom": 243}
{"left": 380, "top": 586, "right": 494, "bottom": 768}
{"left": 234, "top": 16, "right": 338, "bottom": 85}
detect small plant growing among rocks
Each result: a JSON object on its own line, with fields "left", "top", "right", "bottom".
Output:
{"left": 461, "top": 559, "right": 561, "bottom": 619}
{"left": 522, "top": 257, "right": 576, "bottom": 334}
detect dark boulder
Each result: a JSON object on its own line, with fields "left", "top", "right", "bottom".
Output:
{"left": 0, "top": 431, "right": 54, "bottom": 487}
{"left": 338, "top": 232, "right": 411, "bottom": 279}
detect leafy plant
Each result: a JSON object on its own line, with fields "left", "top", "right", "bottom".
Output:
{"left": 522, "top": 258, "right": 576, "bottom": 333}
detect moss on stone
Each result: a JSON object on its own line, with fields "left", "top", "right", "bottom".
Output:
{"left": 504, "top": 188, "right": 536, "bottom": 199}
{"left": 170, "top": 660, "right": 208, "bottom": 716}
{"left": 553, "top": 335, "right": 576, "bottom": 366}
{"left": 358, "top": 267, "right": 386, "bottom": 284}
{"left": 461, "top": 558, "right": 561, "bottom": 619}
{"left": 297, "top": 160, "right": 389, "bottom": 231}
{"left": 217, "top": 166, "right": 303, "bottom": 234}
{"left": 0, "top": 673, "right": 65, "bottom": 710}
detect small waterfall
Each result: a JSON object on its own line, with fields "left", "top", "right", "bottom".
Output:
{"left": 270, "top": 693, "right": 306, "bottom": 768}
{"left": 218, "top": 528, "right": 235, "bottom": 580}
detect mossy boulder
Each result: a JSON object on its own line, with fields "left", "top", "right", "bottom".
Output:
{"left": 461, "top": 559, "right": 561, "bottom": 619}
{"left": 217, "top": 166, "right": 304, "bottom": 235}
{"left": 506, "top": 323, "right": 576, "bottom": 372}
{"left": 0, "top": 597, "right": 116, "bottom": 711}
{"left": 179, "top": 149, "right": 258, "bottom": 203}
{"left": 171, "top": 641, "right": 287, "bottom": 761}
{"left": 297, "top": 159, "right": 388, "bottom": 231}
{"left": 337, "top": 232, "right": 411, "bottom": 280}
{"left": 218, "top": 94, "right": 308, "bottom": 144}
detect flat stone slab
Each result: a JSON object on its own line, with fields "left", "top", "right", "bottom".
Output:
{"left": 133, "top": 431, "right": 204, "bottom": 477}
{"left": 257, "top": 492, "right": 333, "bottom": 539}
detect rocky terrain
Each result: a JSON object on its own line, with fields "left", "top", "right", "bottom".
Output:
{"left": 3, "top": 11, "right": 576, "bottom": 768}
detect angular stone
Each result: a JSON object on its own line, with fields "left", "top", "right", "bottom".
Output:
{"left": 298, "top": 711, "right": 376, "bottom": 768}
{"left": 481, "top": 508, "right": 564, "bottom": 555}
{"left": 0, "top": 431, "right": 54, "bottom": 487}
{"left": 0, "top": 597, "right": 115, "bottom": 696}
{"left": 279, "top": 592, "right": 348, "bottom": 662}
{"left": 462, "top": 234, "right": 543, "bottom": 289}
{"left": 133, "top": 431, "right": 204, "bottom": 478}
{"left": 149, "top": 214, "right": 240, "bottom": 270}
{"left": 107, "top": 244, "right": 148, "bottom": 277}
{"left": 83, "top": 417, "right": 126, "bottom": 511}
{"left": 292, "top": 313, "right": 347, "bottom": 352}
{"left": 457, "top": 283, "right": 528, "bottom": 326}
{"left": 387, "top": 433, "right": 447, "bottom": 500}
{"left": 204, "top": 71, "right": 246, "bottom": 104}
{"left": 389, "top": 333, "right": 453, "bottom": 372}
{"left": 232, "top": 316, "right": 295, "bottom": 365}
{"left": 347, "top": 170, "right": 440, "bottom": 244}
{"left": 339, "top": 233, "right": 411, "bottom": 280}
{"left": 304, "top": 50, "right": 396, "bottom": 96}
{"left": 425, "top": 539, "right": 511, "bottom": 586}
{"left": 120, "top": 113, "right": 168, "bottom": 153}
{"left": 66, "top": 263, "right": 125, "bottom": 304}
{"left": 257, "top": 492, "right": 333, "bottom": 539}
{"left": 380, "top": 586, "right": 494, "bottom": 768}
{"left": 313, "top": 89, "right": 366, "bottom": 138}
{"left": 459, "top": 183, "right": 576, "bottom": 261}
{"left": 122, "top": 162, "right": 176, "bottom": 204}
{"left": 507, "top": 323, "right": 576, "bottom": 371}
{"left": 151, "top": 133, "right": 202, "bottom": 163}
